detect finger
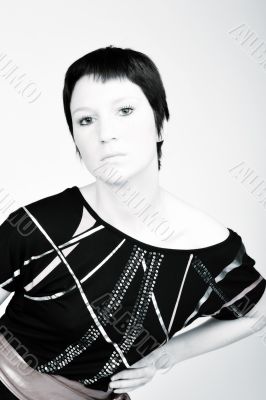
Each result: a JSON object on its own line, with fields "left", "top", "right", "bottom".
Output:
{"left": 113, "top": 380, "right": 148, "bottom": 394}
{"left": 112, "top": 366, "right": 154, "bottom": 381}
{"left": 110, "top": 377, "right": 148, "bottom": 389}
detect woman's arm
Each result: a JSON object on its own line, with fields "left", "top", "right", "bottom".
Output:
{"left": 167, "top": 308, "right": 266, "bottom": 368}
{"left": 167, "top": 288, "right": 266, "bottom": 366}
{"left": 109, "top": 292, "right": 266, "bottom": 393}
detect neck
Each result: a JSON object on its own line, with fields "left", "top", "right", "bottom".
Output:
{"left": 91, "top": 157, "right": 165, "bottom": 235}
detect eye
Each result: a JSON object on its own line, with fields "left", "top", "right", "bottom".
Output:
{"left": 119, "top": 105, "right": 135, "bottom": 116}
{"left": 78, "top": 115, "right": 93, "bottom": 126}
{"left": 77, "top": 105, "right": 135, "bottom": 126}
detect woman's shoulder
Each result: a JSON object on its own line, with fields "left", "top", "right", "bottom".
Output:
{"left": 161, "top": 187, "right": 232, "bottom": 250}
{"left": 4, "top": 186, "right": 80, "bottom": 247}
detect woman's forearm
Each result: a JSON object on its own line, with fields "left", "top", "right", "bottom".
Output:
{"left": 166, "top": 315, "right": 266, "bottom": 366}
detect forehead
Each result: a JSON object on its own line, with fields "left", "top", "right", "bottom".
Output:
{"left": 70, "top": 75, "right": 144, "bottom": 111}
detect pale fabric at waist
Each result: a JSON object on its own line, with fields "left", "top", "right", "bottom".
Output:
{"left": 0, "top": 333, "right": 114, "bottom": 400}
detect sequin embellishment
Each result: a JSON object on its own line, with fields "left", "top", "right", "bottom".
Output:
{"left": 36, "top": 245, "right": 164, "bottom": 383}
{"left": 79, "top": 249, "right": 164, "bottom": 386}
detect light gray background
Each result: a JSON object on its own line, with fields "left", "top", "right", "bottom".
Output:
{"left": 0, "top": 1, "right": 266, "bottom": 399}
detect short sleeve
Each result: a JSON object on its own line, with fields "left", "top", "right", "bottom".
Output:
{"left": 0, "top": 207, "right": 32, "bottom": 293}
{"left": 198, "top": 234, "right": 266, "bottom": 320}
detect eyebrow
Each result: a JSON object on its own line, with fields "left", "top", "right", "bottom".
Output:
{"left": 72, "top": 96, "right": 139, "bottom": 115}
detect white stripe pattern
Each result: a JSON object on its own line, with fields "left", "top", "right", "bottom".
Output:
{"left": 168, "top": 253, "right": 194, "bottom": 333}
{"left": 21, "top": 206, "right": 131, "bottom": 369}
{"left": 183, "top": 243, "right": 260, "bottom": 324}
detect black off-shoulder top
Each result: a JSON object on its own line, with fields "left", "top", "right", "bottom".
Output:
{"left": 0, "top": 186, "right": 265, "bottom": 391}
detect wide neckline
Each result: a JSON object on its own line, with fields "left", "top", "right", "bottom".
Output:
{"left": 71, "top": 185, "right": 233, "bottom": 254}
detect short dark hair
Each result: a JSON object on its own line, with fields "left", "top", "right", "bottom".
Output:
{"left": 62, "top": 45, "right": 170, "bottom": 170}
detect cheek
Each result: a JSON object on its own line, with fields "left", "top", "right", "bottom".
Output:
{"left": 132, "top": 111, "right": 156, "bottom": 138}
{"left": 74, "top": 132, "right": 98, "bottom": 164}
{"left": 128, "top": 116, "right": 157, "bottom": 157}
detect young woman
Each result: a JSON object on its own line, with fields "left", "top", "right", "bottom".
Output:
{"left": 0, "top": 45, "right": 265, "bottom": 400}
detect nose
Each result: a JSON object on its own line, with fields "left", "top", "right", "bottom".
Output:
{"left": 98, "top": 120, "right": 118, "bottom": 142}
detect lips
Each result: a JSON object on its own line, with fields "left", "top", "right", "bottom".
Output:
{"left": 101, "top": 153, "right": 126, "bottom": 161}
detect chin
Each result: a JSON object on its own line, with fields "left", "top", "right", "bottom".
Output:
{"left": 93, "top": 163, "right": 127, "bottom": 184}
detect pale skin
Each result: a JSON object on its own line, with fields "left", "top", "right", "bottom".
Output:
{"left": 69, "top": 75, "right": 266, "bottom": 394}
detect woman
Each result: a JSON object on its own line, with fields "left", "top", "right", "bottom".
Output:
{"left": 0, "top": 45, "right": 265, "bottom": 400}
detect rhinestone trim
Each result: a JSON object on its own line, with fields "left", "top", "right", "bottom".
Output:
{"left": 79, "top": 249, "right": 164, "bottom": 386}
{"left": 36, "top": 245, "right": 146, "bottom": 373}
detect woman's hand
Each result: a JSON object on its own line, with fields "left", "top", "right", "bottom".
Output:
{"left": 108, "top": 342, "right": 177, "bottom": 394}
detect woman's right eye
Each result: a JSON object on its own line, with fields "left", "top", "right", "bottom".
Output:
{"left": 78, "top": 116, "right": 93, "bottom": 126}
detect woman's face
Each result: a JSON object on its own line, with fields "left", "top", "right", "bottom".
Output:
{"left": 70, "top": 75, "right": 159, "bottom": 183}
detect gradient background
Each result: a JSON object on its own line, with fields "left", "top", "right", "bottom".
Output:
{"left": 0, "top": 1, "right": 266, "bottom": 399}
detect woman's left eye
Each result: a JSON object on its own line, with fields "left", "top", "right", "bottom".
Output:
{"left": 78, "top": 116, "right": 93, "bottom": 126}
{"left": 119, "top": 105, "right": 135, "bottom": 116}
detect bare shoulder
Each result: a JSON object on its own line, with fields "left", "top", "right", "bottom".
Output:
{"left": 161, "top": 187, "right": 230, "bottom": 249}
